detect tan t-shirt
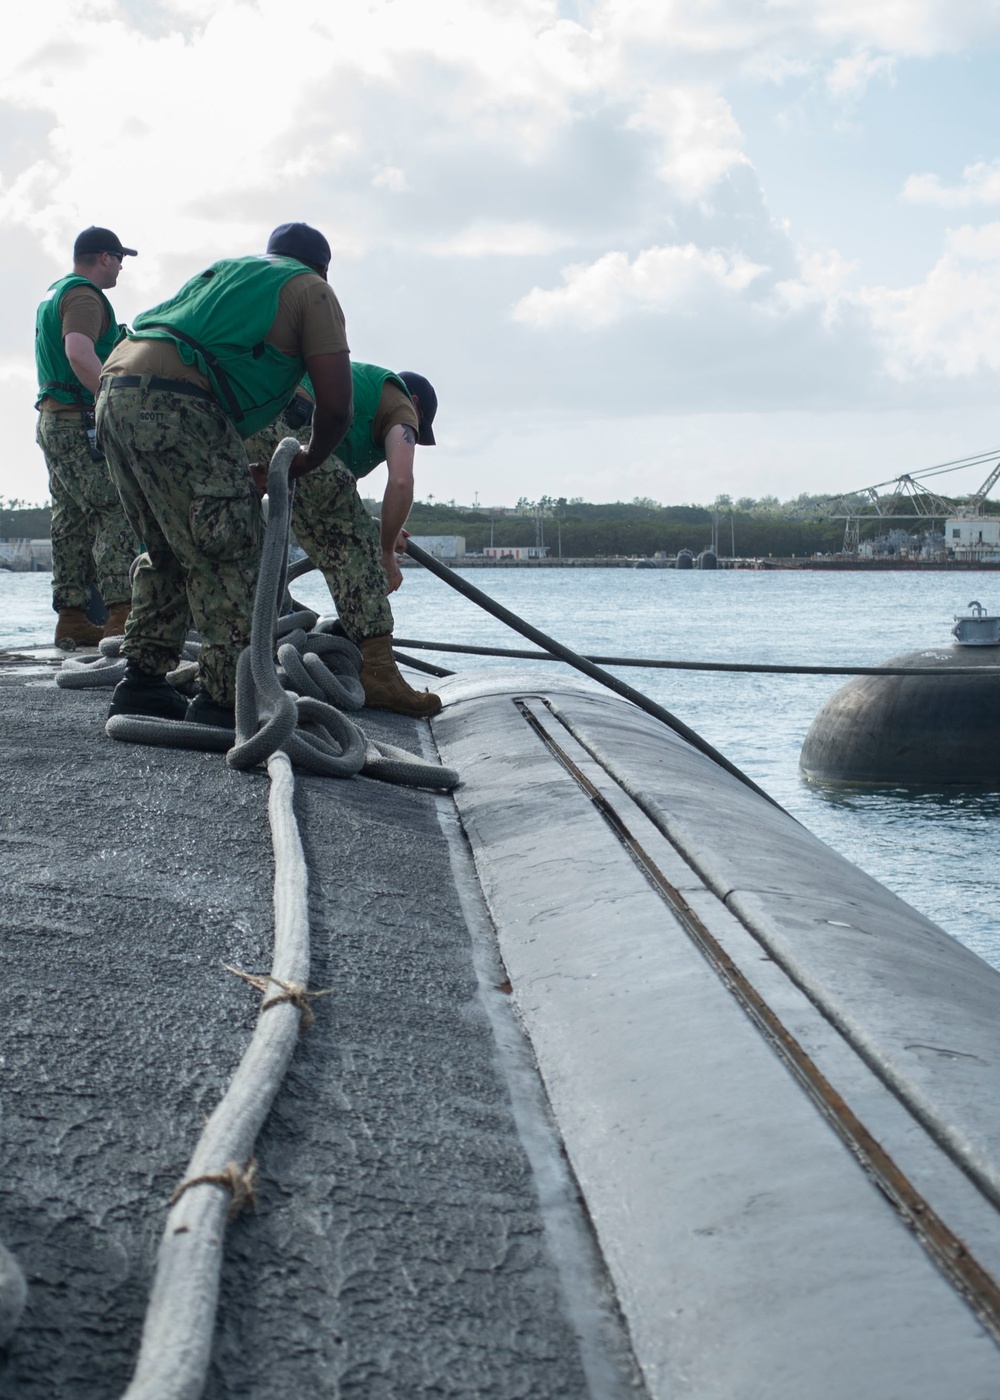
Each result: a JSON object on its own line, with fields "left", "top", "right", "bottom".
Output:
{"left": 39, "top": 283, "right": 112, "bottom": 415}
{"left": 372, "top": 381, "right": 419, "bottom": 456}
{"left": 292, "top": 377, "right": 418, "bottom": 462}
{"left": 102, "top": 271, "right": 349, "bottom": 393}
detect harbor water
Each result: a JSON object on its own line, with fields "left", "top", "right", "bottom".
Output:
{"left": 6, "top": 566, "right": 998, "bottom": 970}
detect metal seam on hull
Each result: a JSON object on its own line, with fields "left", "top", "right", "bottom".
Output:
{"left": 512, "top": 697, "right": 1000, "bottom": 1347}
{"left": 542, "top": 696, "right": 1000, "bottom": 1215}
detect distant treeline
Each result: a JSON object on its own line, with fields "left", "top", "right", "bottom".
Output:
{"left": 407, "top": 498, "right": 850, "bottom": 558}
{"left": 8, "top": 491, "right": 999, "bottom": 559}
{"left": 1, "top": 503, "right": 51, "bottom": 539}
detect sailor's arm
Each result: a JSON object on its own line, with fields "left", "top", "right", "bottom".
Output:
{"left": 380, "top": 423, "right": 416, "bottom": 594}
{"left": 63, "top": 332, "right": 103, "bottom": 398}
{"left": 290, "top": 351, "right": 352, "bottom": 480}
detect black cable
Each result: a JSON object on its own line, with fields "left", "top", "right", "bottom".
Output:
{"left": 392, "top": 638, "right": 1000, "bottom": 677}
{"left": 404, "top": 538, "right": 784, "bottom": 811}
{"left": 393, "top": 651, "right": 455, "bottom": 678}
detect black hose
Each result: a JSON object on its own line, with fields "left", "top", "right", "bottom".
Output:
{"left": 390, "top": 638, "right": 1000, "bottom": 677}
{"left": 392, "top": 651, "right": 455, "bottom": 678}
{"left": 403, "top": 538, "right": 784, "bottom": 811}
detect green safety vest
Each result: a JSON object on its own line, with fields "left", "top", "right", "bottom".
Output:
{"left": 35, "top": 275, "right": 120, "bottom": 409}
{"left": 130, "top": 256, "right": 318, "bottom": 437}
{"left": 301, "top": 362, "right": 411, "bottom": 480}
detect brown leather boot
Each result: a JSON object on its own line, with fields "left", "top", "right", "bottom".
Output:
{"left": 54, "top": 608, "right": 103, "bottom": 650}
{"left": 102, "top": 602, "right": 131, "bottom": 639}
{"left": 359, "top": 634, "right": 443, "bottom": 717}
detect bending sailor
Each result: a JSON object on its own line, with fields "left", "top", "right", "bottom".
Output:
{"left": 97, "top": 222, "right": 353, "bottom": 730}
{"left": 245, "top": 363, "right": 442, "bottom": 717}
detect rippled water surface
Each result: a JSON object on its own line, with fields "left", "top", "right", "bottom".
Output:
{"left": 7, "top": 566, "right": 999, "bottom": 968}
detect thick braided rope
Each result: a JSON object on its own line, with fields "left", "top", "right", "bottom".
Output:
{"left": 120, "top": 747, "right": 309, "bottom": 1400}
{"left": 58, "top": 637, "right": 200, "bottom": 691}
{"left": 225, "top": 450, "right": 457, "bottom": 789}
{"left": 119, "top": 443, "right": 310, "bottom": 1399}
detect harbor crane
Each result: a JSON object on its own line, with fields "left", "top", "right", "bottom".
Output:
{"left": 826, "top": 450, "right": 1000, "bottom": 554}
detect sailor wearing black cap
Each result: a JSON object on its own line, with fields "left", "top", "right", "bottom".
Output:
{"left": 244, "top": 361, "right": 442, "bottom": 717}
{"left": 97, "top": 222, "right": 354, "bottom": 729}
{"left": 34, "top": 226, "right": 140, "bottom": 649}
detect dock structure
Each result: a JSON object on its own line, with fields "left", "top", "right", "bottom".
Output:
{"left": 0, "top": 540, "right": 51, "bottom": 572}
{"left": 3, "top": 650, "right": 1000, "bottom": 1397}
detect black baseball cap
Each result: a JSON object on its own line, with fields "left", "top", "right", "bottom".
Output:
{"left": 266, "top": 222, "right": 332, "bottom": 270}
{"left": 398, "top": 372, "right": 438, "bottom": 446}
{"left": 74, "top": 226, "right": 137, "bottom": 258}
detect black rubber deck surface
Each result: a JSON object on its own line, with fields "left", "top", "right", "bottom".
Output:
{"left": 0, "top": 660, "right": 592, "bottom": 1398}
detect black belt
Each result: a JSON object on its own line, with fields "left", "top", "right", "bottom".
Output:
{"left": 106, "top": 375, "right": 215, "bottom": 402}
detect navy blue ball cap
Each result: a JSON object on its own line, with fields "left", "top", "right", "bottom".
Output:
{"left": 74, "top": 226, "right": 137, "bottom": 258}
{"left": 266, "top": 222, "right": 331, "bottom": 270}
{"left": 398, "top": 371, "right": 438, "bottom": 446}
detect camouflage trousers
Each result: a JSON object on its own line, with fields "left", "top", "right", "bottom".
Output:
{"left": 97, "top": 383, "right": 263, "bottom": 705}
{"left": 35, "top": 411, "right": 138, "bottom": 612}
{"left": 245, "top": 417, "right": 394, "bottom": 641}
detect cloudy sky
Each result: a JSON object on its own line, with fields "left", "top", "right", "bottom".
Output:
{"left": 5, "top": 0, "right": 1000, "bottom": 508}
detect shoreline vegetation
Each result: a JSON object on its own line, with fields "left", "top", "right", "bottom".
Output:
{"left": 6, "top": 491, "right": 1000, "bottom": 569}
{"left": 403, "top": 495, "right": 859, "bottom": 559}
{"left": 398, "top": 491, "right": 1000, "bottom": 563}
{"left": 399, "top": 556, "right": 1000, "bottom": 571}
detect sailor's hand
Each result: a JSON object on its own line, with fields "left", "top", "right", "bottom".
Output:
{"left": 249, "top": 462, "right": 268, "bottom": 497}
{"left": 288, "top": 448, "right": 316, "bottom": 481}
{"left": 383, "top": 548, "right": 404, "bottom": 594}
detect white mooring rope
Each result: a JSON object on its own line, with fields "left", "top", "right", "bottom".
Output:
{"left": 121, "top": 748, "right": 309, "bottom": 1400}
{"left": 119, "top": 438, "right": 451, "bottom": 1398}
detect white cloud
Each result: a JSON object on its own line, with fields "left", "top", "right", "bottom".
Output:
{"left": 860, "top": 222, "right": 1000, "bottom": 377}
{"left": 770, "top": 248, "right": 859, "bottom": 324}
{"left": 428, "top": 222, "right": 570, "bottom": 258}
{"left": 902, "top": 160, "right": 1000, "bottom": 208}
{"left": 808, "top": 0, "right": 994, "bottom": 56}
{"left": 596, "top": 0, "right": 999, "bottom": 65}
{"left": 626, "top": 87, "right": 751, "bottom": 201}
{"left": 825, "top": 49, "right": 895, "bottom": 97}
{"left": 513, "top": 243, "right": 768, "bottom": 327}
{"left": 6, "top": 0, "right": 1000, "bottom": 507}
{"left": 372, "top": 166, "right": 411, "bottom": 193}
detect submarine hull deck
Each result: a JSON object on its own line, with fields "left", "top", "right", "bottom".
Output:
{"left": 2, "top": 652, "right": 1000, "bottom": 1397}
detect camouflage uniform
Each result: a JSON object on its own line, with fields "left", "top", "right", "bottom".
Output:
{"left": 246, "top": 415, "right": 393, "bottom": 641}
{"left": 35, "top": 412, "right": 137, "bottom": 612}
{"left": 97, "top": 384, "right": 262, "bottom": 705}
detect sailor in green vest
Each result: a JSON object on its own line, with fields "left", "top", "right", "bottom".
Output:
{"left": 34, "top": 226, "right": 140, "bottom": 649}
{"left": 97, "top": 222, "right": 354, "bottom": 729}
{"left": 244, "top": 363, "right": 442, "bottom": 717}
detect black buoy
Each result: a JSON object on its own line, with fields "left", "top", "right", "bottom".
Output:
{"left": 676, "top": 549, "right": 694, "bottom": 569}
{"left": 697, "top": 549, "right": 717, "bottom": 570}
{"left": 800, "top": 645, "right": 1000, "bottom": 786}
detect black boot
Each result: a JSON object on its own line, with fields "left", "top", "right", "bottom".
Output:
{"left": 108, "top": 661, "right": 188, "bottom": 721}
{"left": 185, "top": 689, "right": 236, "bottom": 732}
